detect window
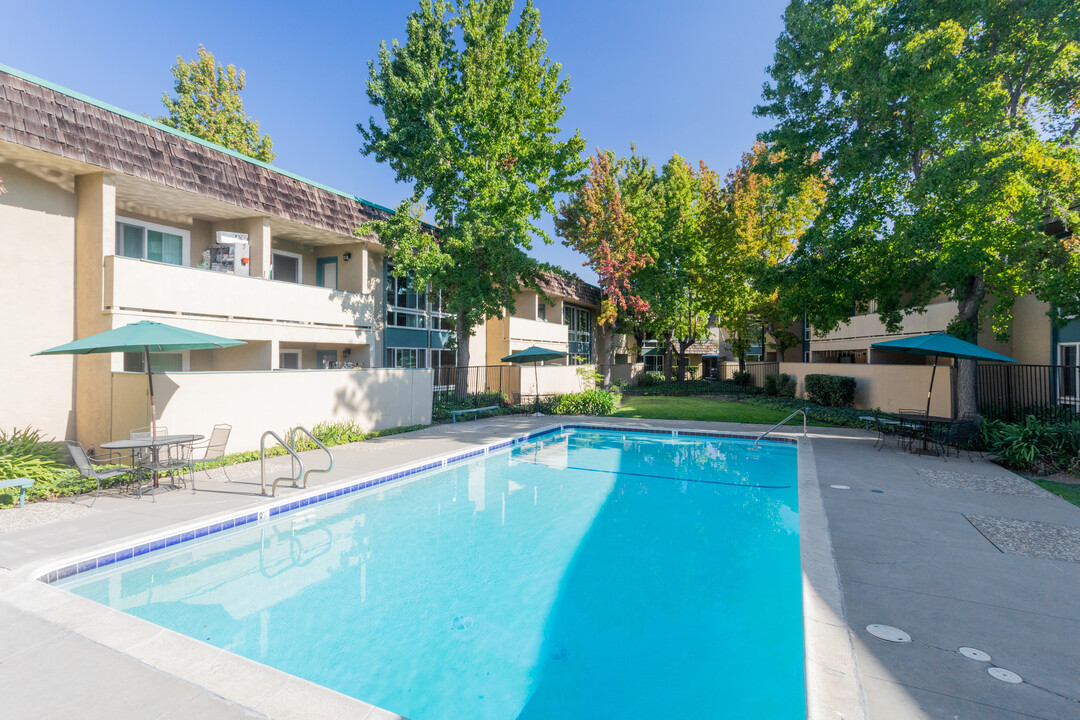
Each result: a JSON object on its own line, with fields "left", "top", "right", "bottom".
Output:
{"left": 1060, "top": 343, "right": 1080, "bottom": 407}
{"left": 387, "top": 310, "right": 427, "bottom": 328}
{"left": 564, "top": 305, "right": 592, "bottom": 364}
{"left": 272, "top": 251, "right": 302, "bottom": 283}
{"left": 115, "top": 217, "right": 189, "bottom": 266}
{"left": 386, "top": 348, "right": 426, "bottom": 368}
{"left": 431, "top": 349, "right": 455, "bottom": 368}
{"left": 537, "top": 303, "right": 547, "bottom": 321}
{"left": 644, "top": 354, "right": 664, "bottom": 372}
{"left": 123, "top": 352, "right": 183, "bottom": 373}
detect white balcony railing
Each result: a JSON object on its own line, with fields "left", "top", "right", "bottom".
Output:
{"left": 507, "top": 316, "right": 569, "bottom": 345}
{"left": 104, "top": 256, "right": 375, "bottom": 329}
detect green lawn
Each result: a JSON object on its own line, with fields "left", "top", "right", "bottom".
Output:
{"left": 612, "top": 395, "right": 825, "bottom": 425}
{"left": 1031, "top": 478, "right": 1080, "bottom": 509}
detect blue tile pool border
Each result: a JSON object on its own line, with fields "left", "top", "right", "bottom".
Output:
{"left": 38, "top": 423, "right": 795, "bottom": 584}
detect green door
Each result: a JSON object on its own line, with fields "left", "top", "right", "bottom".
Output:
{"left": 316, "top": 257, "right": 338, "bottom": 289}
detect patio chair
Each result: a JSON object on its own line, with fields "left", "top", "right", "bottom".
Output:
{"left": 930, "top": 415, "right": 984, "bottom": 462}
{"left": 897, "top": 409, "right": 928, "bottom": 451}
{"left": 66, "top": 441, "right": 138, "bottom": 506}
{"left": 132, "top": 426, "right": 193, "bottom": 491}
{"left": 187, "top": 424, "right": 233, "bottom": 484}
{"left": 870, "top": 411, "right": 901, "bottom": 451}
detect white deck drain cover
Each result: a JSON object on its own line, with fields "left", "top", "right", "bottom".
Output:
{"left": 866, "top": 624, "right": 911, "bottom": 643}
{"left": 988, "top": 667, "right": 1023, "bottom": 684}
{"left": 959, "top": 647, "right": 991, "bottom": 662}
{"left": 830, "top": 485, "right": 851, "bottom": 490}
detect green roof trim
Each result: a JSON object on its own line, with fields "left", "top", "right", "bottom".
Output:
{"left": 0, "top": 62, "right": 399, "bottom": 216}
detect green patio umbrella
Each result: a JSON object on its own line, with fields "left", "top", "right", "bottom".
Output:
{"left": 870, "top": 332, "right": 1017, "bottom": 416}
{"left": 36, "top": 321, "right": 246, "bottom": 439}
{"left": 501, "top": 345, "right": 568, "bottom": 407}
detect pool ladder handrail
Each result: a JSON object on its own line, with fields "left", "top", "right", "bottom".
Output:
{"left": 259, "top": 426, "right": 335, "bottom": 496}
{"left": 754, "top": 408, "right": 808, "bottom": 449}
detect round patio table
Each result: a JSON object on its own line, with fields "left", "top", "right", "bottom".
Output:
{"left": 101, "top": 435, "right": 203, "bottom": 491}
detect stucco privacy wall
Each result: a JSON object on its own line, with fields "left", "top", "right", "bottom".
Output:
{"left": 110, "top": 369, "right": 434, "bottom": 452}
{"left": 520, "top": 365, "right": 595, "bottom": 398}
{"left": 779, "top": 362, "right": 954, "bottom": 416}
{"left": 0, "top": 163, "right": 77, "bottom": 440}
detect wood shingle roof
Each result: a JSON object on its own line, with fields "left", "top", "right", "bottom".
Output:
{"left": 0, "top": 66, "right": 391, "bottom": 238}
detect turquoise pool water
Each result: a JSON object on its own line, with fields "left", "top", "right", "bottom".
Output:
{"left": 59, "top": 428, "right": 804, "bottom": 718}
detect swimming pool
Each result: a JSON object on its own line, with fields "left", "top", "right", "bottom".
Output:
{"left": 56, "top": 427, "right": 804, "bottom": 718}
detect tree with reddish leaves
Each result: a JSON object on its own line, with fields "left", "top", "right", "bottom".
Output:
{"left": 555, "top": 148, "right": 653, "bottom": 387}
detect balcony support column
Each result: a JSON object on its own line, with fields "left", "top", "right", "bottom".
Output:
{"left": 74, "top": 172, "right": 116, "bottom": 449}
{"left": 242, "top": 216, "right": 272, "bottom": 279}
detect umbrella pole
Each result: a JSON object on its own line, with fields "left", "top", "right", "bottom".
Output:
{"left": 925, "top": 353, "right": 939, "bottom": 417}
{"left": 144, "top": 347, "right": 156, "bottom": 440}
{"left": 534, "top": 361, "right": 540, "bottom": 412}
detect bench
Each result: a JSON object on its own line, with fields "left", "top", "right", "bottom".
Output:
{"left": 0, "top": 478, "right": 35, "bottom": 508}
{"left": 450, "top": 406, "right": 500, "bottom": 423}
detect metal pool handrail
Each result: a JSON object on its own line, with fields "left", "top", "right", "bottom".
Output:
{"left": 754, "top": 409, "right": 808, "bottom": 449}
{"left": 261, "top": 430, "right": 304, "bottom": 496}
{"left": 288, "top": 425, "right": 335, "bottom": 488}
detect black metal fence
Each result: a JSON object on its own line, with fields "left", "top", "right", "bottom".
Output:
{"left": 432, "top": 365, "right": 521, "bottom": 403}
{"left": 978, "top": 363, "right": 1078, "bottom": 422}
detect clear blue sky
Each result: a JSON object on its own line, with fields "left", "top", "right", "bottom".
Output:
{"left": 3, "top": 0, "right": 788, "bottom": 283}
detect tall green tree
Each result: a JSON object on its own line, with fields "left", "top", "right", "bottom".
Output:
{"left": 359, "top": 0, "right": 586, "bottom": 368}
{"left": 158, "top": 45, "right": 275, "bottom": 162}
{"left": 758, "top": 0, "right": 1080, "bottom": 415}
{"left": 555, "top": 148, "right": 653, "bottom": 385}
{"left": 641, "top": 155, "right": 713, "bottom": 380}
{"left": 706, "top": 141, "right": 826, "bottom": 367}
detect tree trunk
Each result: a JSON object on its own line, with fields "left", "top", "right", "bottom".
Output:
{"left": 954, "top": 276, "right": 986, "bottom": 418}
{"left": 597, "top": 325, "right": 614, "bottom": 389}
{"left": 454, "top": 311, "right": 470, "bottom": 397}
{"left": 663, "top": 330, "right": 674, "bottom": 382}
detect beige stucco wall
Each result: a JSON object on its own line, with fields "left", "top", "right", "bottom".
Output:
{"left": 110, "top": 368, "right": 434, "bottom": 453}
{"left": 520, "top": 364, "right": 595, "bottom": 398}
{"left": 0, "top": 163, "right": 79, "bottom": 440}
{"left": 778, "top": 362, "right": 953, "bottom": 416}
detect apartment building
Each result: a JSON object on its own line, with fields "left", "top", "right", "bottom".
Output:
{"left": 0, "top": 65, "right": 433, "bottom": 449}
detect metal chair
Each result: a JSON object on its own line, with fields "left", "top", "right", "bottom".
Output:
{"left": 66, "top": 441, "right": 137, "bottom": 505}
{"left": 870, "top": 411, "right": 901, "bottom": 450}
{"left": 897, "top": 409, "right": 928, "bottom": 451}
{"left": 187, "top": 424, "right": 233, "bottom": 484}
{"left": 132, "top": 426, "right": 192, "bottom": 491}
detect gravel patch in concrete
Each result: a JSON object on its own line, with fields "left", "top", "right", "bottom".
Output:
{"left": 917, "top": 469, "right": 1053, "bottom": 497}
{"left": 0, "top": 501, "right": 93, "bottom": 534}
{"left": 966, "top": 514, "right": 1080, "bottom": 562}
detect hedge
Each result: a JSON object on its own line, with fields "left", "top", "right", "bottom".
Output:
{"left": 804, "top": 374, "right": 856, "bottom": 407}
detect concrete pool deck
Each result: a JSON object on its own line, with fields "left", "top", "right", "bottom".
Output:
{"left": 1, "top": 416, "right": 1077, "bottom": 719}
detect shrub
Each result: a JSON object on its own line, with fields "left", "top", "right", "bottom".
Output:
{"left": 805, "top": 374, "right": 856, "bottom": 407}
{"left": 763, "top": 373, "right": 797, "bottom": 398}
{"left": 982, "top": 416, "right": 1080, "bottom": 474}
{"left": 744, "top": 396, "right": 876, "bottom": 429}
{"left": 0, "top": 426, "right": 65, "bottom": 463}
{"left": 554, "top": 388, "right": 620, "bottom": 416}
{"left": 687, "top": 365, "right": 699, "bottom": 379}
{"left": 732, "top": 370, "right": 754, "bottom": 387}
{"left": 636, "top": 370, "right": 665, "bottom": 387}
{"left": 611, "top": 377, "right": 630, "bottom": 392}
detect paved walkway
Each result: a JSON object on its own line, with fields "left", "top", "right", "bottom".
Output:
{"left": 1, "top": 417, "right": 1077, "bottom": 719}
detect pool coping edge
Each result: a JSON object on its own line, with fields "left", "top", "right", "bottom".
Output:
{"left": 797, "top": 438, "right": 869, "bottom": 719}
{"left": 1, "top": 420, "right": 837, "bottom": 720}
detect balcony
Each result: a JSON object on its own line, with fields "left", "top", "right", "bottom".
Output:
{"left": 104, "top": 256, "right": 376, "bottom": 334}
{"left": 507, "top": 316, "right": 569, "bottom": 346}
